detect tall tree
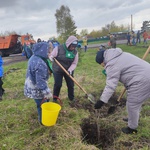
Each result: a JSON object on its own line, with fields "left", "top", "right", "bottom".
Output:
{"left": 80, "top": 29, "right": 88, "bottom": 37}
{"left": 55, "top": 5, "right": 77, "bottom": 41}
{"left": 141, "top": 21, "right": 150, "bottom": 32}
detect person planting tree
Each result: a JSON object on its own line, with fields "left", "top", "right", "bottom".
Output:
{"left": 94, "top": 48, "right": 150, "bottom": 134}
{"left": 49, "top": 35, "right": 79, "bottom": 103}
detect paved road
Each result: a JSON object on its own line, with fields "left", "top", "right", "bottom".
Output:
{"left": 3, "top": 54, "right": 27, "bottom": 66}
{"left": 81, "top": 39, "right": 127, "bottom": 49}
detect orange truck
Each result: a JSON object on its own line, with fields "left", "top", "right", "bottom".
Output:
{"left": 20, "top": 34, "right": 36, "bottom": 46}
{"left": 0, "top": 34, "right": 35, "bottom": 57}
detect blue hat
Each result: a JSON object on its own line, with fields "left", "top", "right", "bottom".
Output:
{"left": 95, "top": 50, "right": 105, "bottom": 64}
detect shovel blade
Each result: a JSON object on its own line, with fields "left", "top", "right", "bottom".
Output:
{"left": 87, "top": 94, "right": 96, "bottom": 104}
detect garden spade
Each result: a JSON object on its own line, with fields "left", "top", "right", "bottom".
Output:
{"left": 108, "top": 45, "right": 150, "bottom": 114}
{"left": 53, "top": 58, "right": 96, "bottom": 104}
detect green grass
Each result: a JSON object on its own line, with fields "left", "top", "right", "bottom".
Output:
{"left": 0, "top": 44, "right": 150, "bottom": 150}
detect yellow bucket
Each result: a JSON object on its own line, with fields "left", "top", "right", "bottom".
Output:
{"left": 41, "top": 102, "right": 61, "bottom": 126}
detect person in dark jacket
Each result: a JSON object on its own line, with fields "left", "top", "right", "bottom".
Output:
{"left": 49, "top": 35, "right": 78, "bottom": 102}
{"left": 126, "top": 32, "right": 131, "bottom": 46}
{"left": 109, "top": 34, "right": 116, "bottom": 48}
{"left": 24, "top": 42, "right": 52, "bottom": 123}
{"left": 94, "top": 48, "right": 150, "bottom": 134}
{"left": 136, "top": 30, "right": 141, "bottom": 44}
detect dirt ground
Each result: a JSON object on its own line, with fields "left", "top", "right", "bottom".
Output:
{"left": 69, "top": 93, "right": 127, "bottom": 149}
{"left": 3, "top": 54, "right": 27, "bottom": 66}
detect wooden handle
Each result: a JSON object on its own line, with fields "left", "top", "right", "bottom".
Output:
{"left": 117, "top": 46, "right": 150, "bottom": 102}
{"left": 142, "top": 46, "right": 150, "bottom": 60}
{"left": 117, "top": 88, "right": 126, "bottom": 102}
{"left": 53, "top": 58, "right": 88, "bottom": 95}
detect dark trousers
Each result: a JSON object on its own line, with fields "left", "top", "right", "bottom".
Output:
{"left": 53, "top": 72, "right": 74, "bottom": 101}
{"left": 127, "top": 39, "right": 131, "bottom": 45}
{"left": 111, "top": 43, "right": 116, "bottom": 48}
{"left": 34, "top": 99, "right": 49, "bottom": 122}
{"left": 0, "top": 77, "right": 3, "bottom": 97}
{"left": 84, "top": 45, "right": 87, "bottom": 52}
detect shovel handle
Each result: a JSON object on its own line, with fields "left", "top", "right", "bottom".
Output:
{"left": 142, "top": 46, "right": 150, "bottom": 60}
{"left": 117, "top": 88, "right": 126, "bottom": 102}
{"left": 53, "top": 58, "right": 88, "bottom": 95}
{"left": 117, "top": 46, "right": 150, "bottom": 102}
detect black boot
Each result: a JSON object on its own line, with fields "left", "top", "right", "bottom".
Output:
{"left": 122, "top": 127, "right": 137, "bottom": 134}
{"left": 123, "top": 118, "right": 128, "bottom": 122}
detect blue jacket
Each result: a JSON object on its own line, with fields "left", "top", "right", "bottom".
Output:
{"left": 24, "top": 42, "right": 52, "bottom": 99}
{"left": 0, "top": 56, "right": 4, "bottom": 77}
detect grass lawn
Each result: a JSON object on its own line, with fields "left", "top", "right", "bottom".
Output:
{"left": 0, "top": 43, "right": 150, "bottom": 150}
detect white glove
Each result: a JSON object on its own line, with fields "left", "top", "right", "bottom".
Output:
{"left": 44, "top": 92, "right": 52, "bottom": 99}
{"left": 49, "top": 56, "right": 54, "bottom": 62}
{"left": 68, "top": 70, "right": 72, "bottom": 75}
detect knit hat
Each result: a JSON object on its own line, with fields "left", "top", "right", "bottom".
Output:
{"left": 95, "top": 50, "right": 105, "bottom": 64}
{"left": 70, "top": 41, "right": 78, "bottom": 47}
{"left": 65, "top": 35, "right": 78, "bottom": 48}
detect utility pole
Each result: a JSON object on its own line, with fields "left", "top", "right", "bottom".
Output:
{"left": 131, "top": 14, "right": 133, "bottom": 31}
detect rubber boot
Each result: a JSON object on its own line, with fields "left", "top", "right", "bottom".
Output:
{"left": 122, "top": 127, "right": 137, "bottom": 134}
{"left": 123, "top": 118, "right": 128, "bottom": 122}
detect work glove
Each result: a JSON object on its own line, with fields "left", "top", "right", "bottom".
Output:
{"left": 68, "top": 70, "right": 73, "bottom": 76}
{"left": 94, "top": 100, "right": 104, "bottom": 109}
{"left": 49, "top": 56, "right": 54, "bottom": 62}
{"left": 44, "top": 92, "right": 52, "bottom": 100}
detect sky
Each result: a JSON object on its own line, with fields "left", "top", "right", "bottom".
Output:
{"left": 1, "top": 0, "right": 150, "bottom": 41}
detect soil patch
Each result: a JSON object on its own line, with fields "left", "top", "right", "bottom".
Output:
{"left": 69, "top": 92, "right": 126, "bottom": 149}
{"left": 80, "top": 117, "right": 119, "bottom": 149}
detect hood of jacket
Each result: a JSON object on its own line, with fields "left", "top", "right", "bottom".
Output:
{"left": 65, "top": 36, "right": 78, "bottom": 48}
{"left": 32, "top": 42, "right": 50, "bottom": 58}
{"left": 104, "top": 48, "right": 123, "bottom": 65}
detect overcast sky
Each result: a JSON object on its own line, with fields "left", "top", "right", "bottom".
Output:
{"left": 1, "top": 0, "right": 150, "bottom": 41}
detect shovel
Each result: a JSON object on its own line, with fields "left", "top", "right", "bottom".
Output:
{"left": 108, "top": 46, "right": 150, "bottom": 114}
{"left": 53, "top": 58, "right": 96, "bottom": 104}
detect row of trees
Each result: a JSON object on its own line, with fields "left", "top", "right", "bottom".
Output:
{"left": 141, "top": 21, "right": 150, "bottom": 32}
{"left": 55, "top": 5, "right": 150, "bottom": 42}
{"left": 55, "top": 5, "right": 128, "bottom": 42}
{"left": 1, "top": 5, "right": 149, "bottom": 42}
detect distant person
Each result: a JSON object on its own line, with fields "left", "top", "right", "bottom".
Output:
{"left": 94, "top": 48, "right": 150, "bottom": 134}
{"left": 47, "top": 40, "right": 54, "bottom": 54}
{"left": 126, "top": 32, "right": 131, "bottom": 46}
{"left": 109, "top": 34, "right": 116, "bottom": 48}
{"left": 52, "top": 39, "right": 60, "bottom": 48}
{"left": 77, "top": 43, "right": 82, "bottom": 49}
{"left": 82, "top": 36, "right": 88, "bottom": 52}
{"left": 131, "top": 31, "right": 136, "bottom": 46}
{"left": 37, "top": 38, "right": 42, "bottom": 43}
{"left": 136, "top": 30, "right": 141, "bottom": 44}
{"left": 49, "top": 35, "right": 78, "bottom": 103}
{"left": 24, "top": 42, "right": 52, "bottom": 123}
{"left": 48, "top": 39, "right": 60, "bottom": 49}
{"left": 142, "top": 30, "right": 148, "bottom": 45}
{"left": 0, "top": 52, "right": 4, "bottom": 101}
{"left": 23, "top": 43, "right": 33, "bottom": 59}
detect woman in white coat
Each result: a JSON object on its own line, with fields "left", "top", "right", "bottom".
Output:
{"left": 94, "top": 48, "right": 150, "bottom": 134}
